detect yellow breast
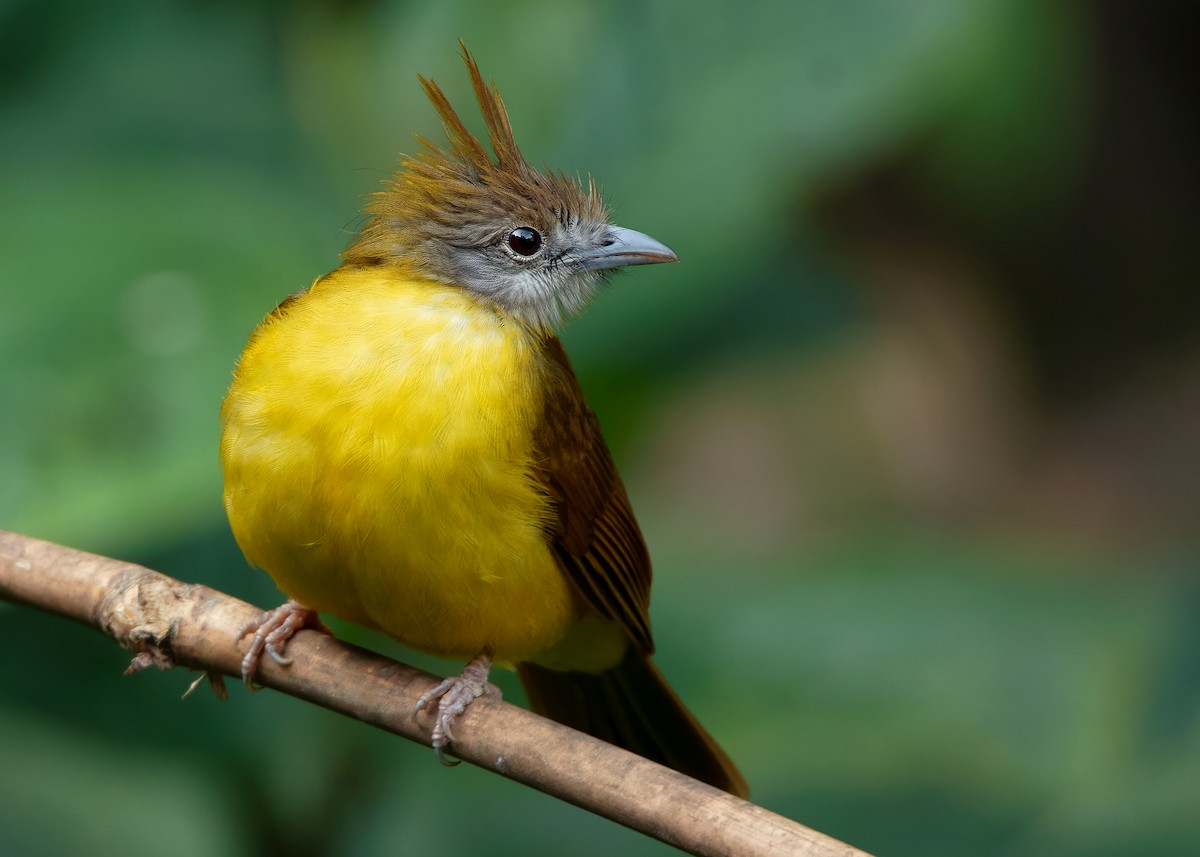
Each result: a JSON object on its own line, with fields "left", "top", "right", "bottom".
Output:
{"left": 219, "top": 265, "right": 576, "bottom": 662}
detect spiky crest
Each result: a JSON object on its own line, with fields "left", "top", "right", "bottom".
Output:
{"left": 340, "top": 43, "right": 611, "bottom": 329}
{"left": 343, "top": 45, "right": 604, "bottom": 269}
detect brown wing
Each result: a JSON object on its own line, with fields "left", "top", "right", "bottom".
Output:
{"left": 533, "top": 335, "right": 653, "bottom": 653}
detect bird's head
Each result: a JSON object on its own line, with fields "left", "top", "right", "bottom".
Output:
{"left": 343, "top": 44, "right": 677, "bottom": 330}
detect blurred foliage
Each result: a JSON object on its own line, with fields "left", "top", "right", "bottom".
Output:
{"left": 2, "top": 1, "right": 1198, "bottom": 855}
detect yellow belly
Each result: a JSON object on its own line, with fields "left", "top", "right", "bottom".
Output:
{"left": 219, "top": 266, "right": 576, "bottom": 663}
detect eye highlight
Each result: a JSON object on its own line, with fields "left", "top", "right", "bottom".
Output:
{"left": 507, "top": 226, "right": 543, "bottom": 257}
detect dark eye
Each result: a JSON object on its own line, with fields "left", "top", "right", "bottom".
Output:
{"left": 507, "top": 226, "right": 542, "bottom": 257}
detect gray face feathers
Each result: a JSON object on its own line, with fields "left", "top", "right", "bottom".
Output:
{"left": 342, "top": 43, "right": 676, "bottom": 331}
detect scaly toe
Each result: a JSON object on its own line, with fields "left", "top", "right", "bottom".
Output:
{"left": 413, "top": 649, "right": 497, "bottom": 763}
{"left": 238, "top": 600, "right": 328, "bottom": 690}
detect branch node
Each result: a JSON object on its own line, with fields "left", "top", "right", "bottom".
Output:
{"left": 122, "top": 623, "right": 176, "bottom": 671}
{"left": 97, "top": 569, "right": 192, "bottom": 675}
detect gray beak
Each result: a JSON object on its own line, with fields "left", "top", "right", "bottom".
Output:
{"left": 576, "top": 226, "right": 678, "bottom": 272}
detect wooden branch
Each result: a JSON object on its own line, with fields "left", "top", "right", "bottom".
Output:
{"left": 0, "top": 530, "right": 870, "bottom": 857}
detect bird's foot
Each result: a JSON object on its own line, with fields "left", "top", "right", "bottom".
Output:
{"left": 413, "top": 649, "right": 501, "bottom": 765}
{"left": 238, "top": 600, "right": 331, "bottom": 690}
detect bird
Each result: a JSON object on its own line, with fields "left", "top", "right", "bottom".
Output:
{"left": 219, "top": 43, "right": 747, "bottom": 798}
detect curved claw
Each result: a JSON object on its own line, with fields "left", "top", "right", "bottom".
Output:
{"left": 413, "top": 649, "right": 499, "bottom": 762}
{"left": 238, "top": 600, "right": 330, "bottom": 690}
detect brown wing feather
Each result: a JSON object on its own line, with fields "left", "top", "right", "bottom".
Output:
{"left": 533, "top": 335, "right": 654, "bottom": 652}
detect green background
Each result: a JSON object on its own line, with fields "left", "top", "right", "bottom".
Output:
{"left": 2, "top": 1, "right": 1197, "bottom": 855}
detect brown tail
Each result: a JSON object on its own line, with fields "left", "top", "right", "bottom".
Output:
{"left": 518, "top": 648, "right": 748, "bottom": 797}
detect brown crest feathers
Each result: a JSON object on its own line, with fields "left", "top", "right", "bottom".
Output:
{"left": 342, "top": 44, "right": 606, "bottom": 269}
{"left": 416, "top": 73, "right": 490, "bottom": 172}
{"left": 416, "top": 42, "right": 530, "bottom": 178}
{"left": 460, "top": 42, "right": 527, "bottom": 173}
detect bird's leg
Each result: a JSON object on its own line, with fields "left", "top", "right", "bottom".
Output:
{"left": 238, "top": 600, "right": 332, "bottom": 690}
{"left": 413, "top": 648, "right": 502, "bottom": 764}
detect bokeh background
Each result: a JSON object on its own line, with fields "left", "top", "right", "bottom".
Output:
{"left": 2, "top": 1, "right": 1197, "bottom": 855}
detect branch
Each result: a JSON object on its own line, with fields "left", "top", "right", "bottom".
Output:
{"left": 0, "top": 530, "right": 870, "bottom": 857}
